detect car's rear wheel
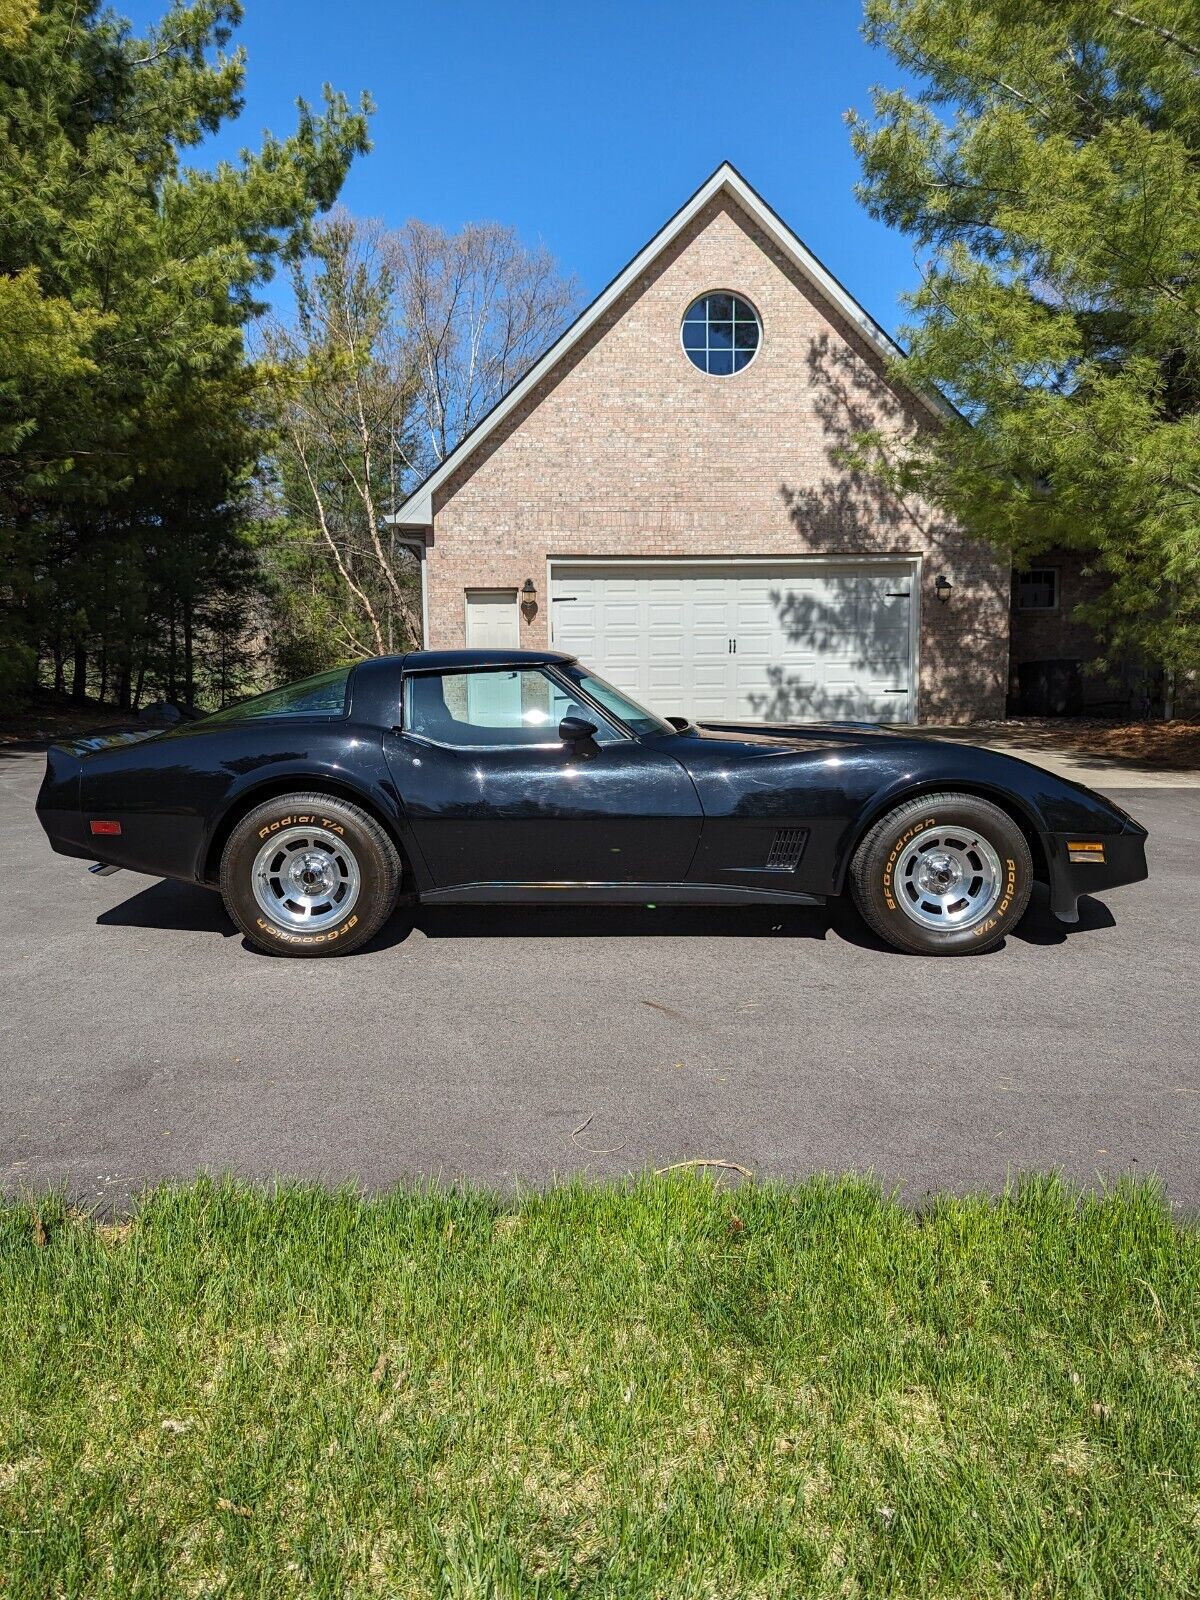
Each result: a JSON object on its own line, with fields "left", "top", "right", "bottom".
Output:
{"left": 849, "top": 791, "right": 1033, "bottom": 956}
{"left": 220, "top": 792, "right": 401, "bottom": 956}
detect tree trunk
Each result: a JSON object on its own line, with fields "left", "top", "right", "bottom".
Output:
{"left": 133, "top": 656, "right": 146, "bottom": 711}
{"left": 116, "top": 658, "right": 132, "bottom": 711}
{"left": 71, "top": 642, "right": 87, "bottom": 705}
{"left": 52, "top": 635, "right": 65, "bottom": 694}
{"left": 98, "top": 641, "right": 108, "bottom": 706}
{"left": 167, "top": 606, "right": 177, "bottom": 702}
{"left": 183, "top": 597, "right": 195, "bottom": 710}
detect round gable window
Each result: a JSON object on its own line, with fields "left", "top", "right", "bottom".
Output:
{"left": 681, "top": 291, "right": 760, "bottom": 375}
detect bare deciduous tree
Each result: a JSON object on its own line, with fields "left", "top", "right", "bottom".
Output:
{"left": 388, "top": 220, "right": 581, "bottom": 477}
{"left": 264, "top": 214, "right": 421, "bottom": 659}
{"left": 262, "top": 213, "right": 578, "bottom": 670}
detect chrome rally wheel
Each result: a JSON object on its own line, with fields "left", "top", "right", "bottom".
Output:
{"left": 849, "top": 792, "right": 1033, "bottom": 956}
{"left": 251, "top": 825, "right": 361, "bottom": 933}
{"left": 220, "top": 792, "right": 401, "bottom": 957}
{"left": 891, "top": 828, "right": 1003, "bottom": 933}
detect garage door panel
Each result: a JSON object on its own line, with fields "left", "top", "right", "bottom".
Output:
{"left": 551, "top": 563, "right": 913, "bottom": 724}
{"left": 602, "top": 637, "right": 640, "bottom": 660}
{"left": 602, "top": 606, "right": 639, "bottom": 629}
{"left": 693, "top": 602, "right": 727, "bottom": 627}
{"left": 692, "top": 663, "right": 731, "bottom": 687}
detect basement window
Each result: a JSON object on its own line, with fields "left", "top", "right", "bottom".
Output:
{"left": 1016, "top": 569, "right": 1059, "bottom": 611}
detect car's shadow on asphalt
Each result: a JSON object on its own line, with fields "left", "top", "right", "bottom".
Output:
{"left": 1012, "top": 885, "right": 1116, "bottom": 945}
{"left": 97, "top": 879, "right": 1115, "bottom": 957}
{"left": 97, "top": 879, "right": 240, "bottom": 936}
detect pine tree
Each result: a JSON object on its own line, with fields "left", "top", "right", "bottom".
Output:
{"left": 848, "top": 0, "right": 1200, "bottom": 698}
{"left": 0, "top": 0, "right": 371, "bottom": 703}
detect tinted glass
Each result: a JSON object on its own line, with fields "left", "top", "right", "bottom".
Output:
{"left": 1017, "top": 570, "right": 1058, "bottom": 610}
{"left": 560, "top": 665, "right": 675, "bottom": 737}
{"left": 203, "top": 666, "right": 352, "bottom": 723}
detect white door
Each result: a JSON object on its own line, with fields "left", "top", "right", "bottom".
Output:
{"left": 464, "top": 589, "right": 520, "bottom": 722}
{"left": 550, "top": 562, "right": 914, "bottom": 724}
{"left": 465, "top": 589, "right": 519, "bottom": 648}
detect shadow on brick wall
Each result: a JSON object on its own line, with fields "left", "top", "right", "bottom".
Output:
{"left": 770, "top": 333, "right": 1008, "bottom": 721}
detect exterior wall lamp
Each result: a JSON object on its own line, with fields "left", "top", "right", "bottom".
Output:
{"left": 520, "top": 577, "right": 538, "bottom": 621}
{"left": 934, "top": 573, "right": 953, "bottom": 605}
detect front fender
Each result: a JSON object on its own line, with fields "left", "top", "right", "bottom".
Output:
{"left": 827, "top": 741, "right": 1139, "bottom": 899}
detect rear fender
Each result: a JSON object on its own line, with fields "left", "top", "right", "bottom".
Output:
{"left": 197, "top": 761, "right": 428, "bottom": 888}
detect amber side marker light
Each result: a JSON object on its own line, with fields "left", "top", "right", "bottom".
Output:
{"left": 1067, "top": 841, "right": 1105, "bottom": 863}
{"left": 89, "top": 820, "right": 122, "bottom": 836}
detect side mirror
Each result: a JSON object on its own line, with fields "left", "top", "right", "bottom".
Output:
{"left": 666, "top": 715, "right": 692, "bottom": 732}
{"left": 558, "top": 715, "right": 598, "bottom": 745}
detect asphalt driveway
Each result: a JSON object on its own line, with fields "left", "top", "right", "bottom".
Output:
{"left": 3, "top": 744, "right": 1197, "bottom": 1213}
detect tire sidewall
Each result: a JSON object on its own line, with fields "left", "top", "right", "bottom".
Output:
{"left": 221, "top": 798, "right": 394, "bottom": 956}
{"left": 866, "top": 798, "right": 1031, "bottom": 955}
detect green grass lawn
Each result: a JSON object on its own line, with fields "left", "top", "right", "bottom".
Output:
{"left": 1, "top": 1176, "right": 1197, "bottom": 1599}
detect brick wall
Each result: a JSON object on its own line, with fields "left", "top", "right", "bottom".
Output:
{"left": 1009, "top": 548, "right": 1166, "bottom": 715}
{"left": 423, "top": 194, "right": 1009, "bottom": 722}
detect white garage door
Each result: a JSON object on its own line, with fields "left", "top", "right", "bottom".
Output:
{"left": 549, "top": 562, "right": 915, "bottom": 724}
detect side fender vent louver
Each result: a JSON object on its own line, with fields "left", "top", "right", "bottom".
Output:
{"left": 765, "top": 828, "right": 808, "bottom": 873}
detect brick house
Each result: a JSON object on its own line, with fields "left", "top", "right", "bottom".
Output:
{"left": 392, "top": 163, "right": 1086, "bottom": 725}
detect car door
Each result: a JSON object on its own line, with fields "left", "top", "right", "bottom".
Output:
{"left": 383, "top": 665, "right": 702, "bottom": 888}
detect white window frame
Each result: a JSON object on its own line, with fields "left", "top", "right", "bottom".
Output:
{"left": 679, "top": 290, "right": 762, "bottom": 377}
{"left": 1016, "top": 568, "right": 1059, "bottom": 613}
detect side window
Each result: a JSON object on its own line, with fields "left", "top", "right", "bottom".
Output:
{"left": 203, "top": 665, "right": 351, "bottom": 722}
{"left": 404, "top": 669, "right": 622, "bottom": 747}
{"left": 1016, "top": 569, "right": 1059, "bottom": 611}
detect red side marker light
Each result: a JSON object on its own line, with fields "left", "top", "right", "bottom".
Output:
{"left": 89, "top": 820, "right": 122, "bottom": 836}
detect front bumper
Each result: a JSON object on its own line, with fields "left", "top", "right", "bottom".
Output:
{"left": 1045, "top": 820, "right": 1149, "bottom": 923}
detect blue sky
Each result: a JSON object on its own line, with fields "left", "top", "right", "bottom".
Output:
{"left": 119, "top": 0, "right": 919, "bottom": 335}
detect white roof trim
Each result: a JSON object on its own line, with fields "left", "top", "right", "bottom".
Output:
{"left": 392, "top": 161, "right": 954, "bottom": 528}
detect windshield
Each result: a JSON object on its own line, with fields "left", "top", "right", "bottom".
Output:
{"left": 202, "top": 666, "right": 352, "bottom": 723}
{"left": 560, "top": 664, "right": 675, "bottom": 736}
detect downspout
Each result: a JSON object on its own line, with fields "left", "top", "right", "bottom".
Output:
{"left": 393, "top": 532, "right": 429, "bottom": 649}
{"left": 419, "top": 542, "right": 429, "bottom": 650}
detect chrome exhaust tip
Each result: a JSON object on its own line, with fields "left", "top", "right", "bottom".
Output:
{"left": 89, "top": 862, "right": 122, "bottom": 877}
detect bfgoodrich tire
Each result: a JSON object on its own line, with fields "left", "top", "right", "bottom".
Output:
{"left": 220, "top": 792, "right": 401, "bottom": 957}
{"left": 849, "top": 792, "right": 1033, "bottom": 956}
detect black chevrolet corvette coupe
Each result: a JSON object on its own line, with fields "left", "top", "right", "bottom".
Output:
{"left": 36, "top": 648, "right": 1148, "bottom": 957}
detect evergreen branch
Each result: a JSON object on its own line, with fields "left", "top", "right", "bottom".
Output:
{"left": 1108, "top": 7, "right": 1200, "bottom": 64}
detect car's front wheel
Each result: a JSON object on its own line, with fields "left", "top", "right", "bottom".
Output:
{"left": 849, "top": 791, "right": 1033, "bottom": 956}
{"left": 220, "top": 792, "right": 401, "bottom": 956}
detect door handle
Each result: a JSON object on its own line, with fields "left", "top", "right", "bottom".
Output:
{"left": 728, "top": 639, "right": 737, "bottom": 654}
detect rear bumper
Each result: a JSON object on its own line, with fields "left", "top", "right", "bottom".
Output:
{"left": 38, "top": 809, "right": 97, "bottom": 862}
{"left": 36, "top": 747, "right": 93, "bottom": 861}
{"left": 1044, "top": 822, "right": 1149, "bottom": 922}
